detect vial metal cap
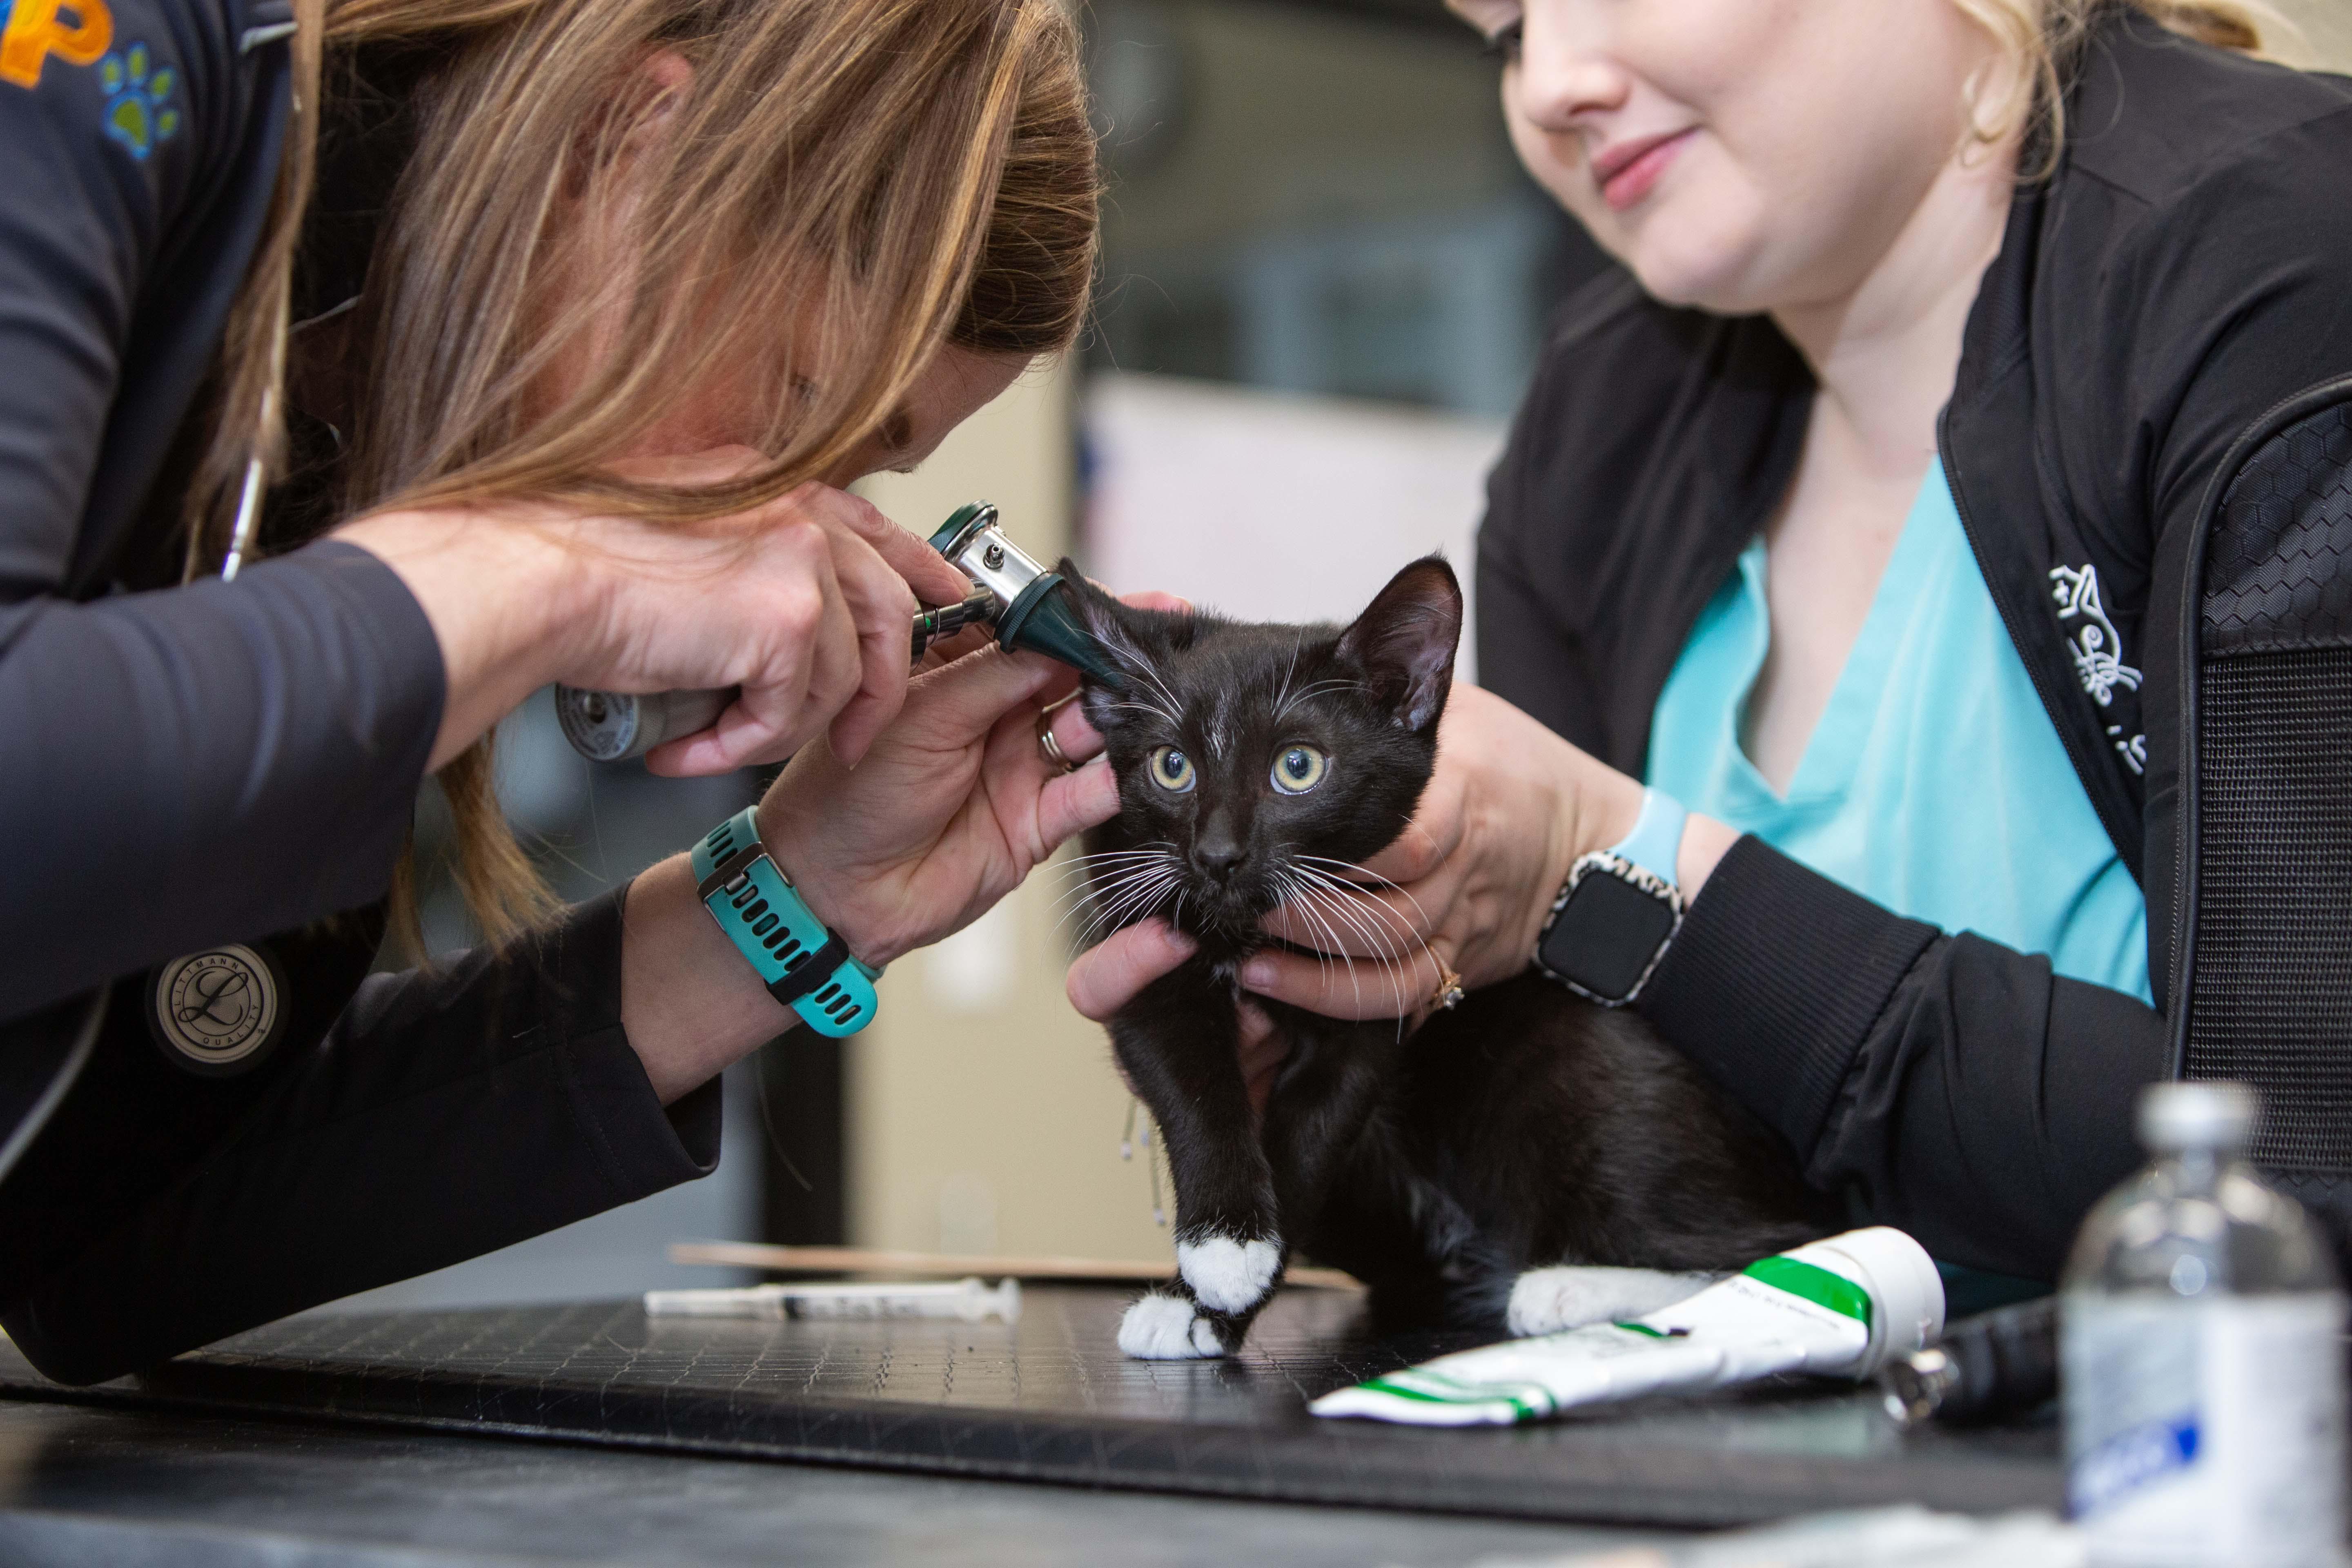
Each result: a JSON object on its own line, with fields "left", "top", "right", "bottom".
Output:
{"left": 2138, "top": 1080, "right": 2259, "bottom": 1153}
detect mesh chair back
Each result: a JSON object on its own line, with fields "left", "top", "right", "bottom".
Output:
{"left": 2186, "top": 383, "right": 2352, "bottom": 1176}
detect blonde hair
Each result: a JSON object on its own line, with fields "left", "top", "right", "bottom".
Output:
{"left": 187, "top": 0, "right": 1098, "bottom": 947}
{"left": 1953, "top": 0, "right": 2289, "bottom": 171}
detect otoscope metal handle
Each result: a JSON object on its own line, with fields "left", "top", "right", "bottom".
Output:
{"left": 556, "top": 589, "right": 997, "bottom": 764}
{"left": 554, "top": 685, "right": 733, "bottom": 764}
{"left": 557, "top": 500, "right": 1121, "bottom": 763}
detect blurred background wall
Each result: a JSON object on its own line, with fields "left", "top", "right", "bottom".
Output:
{"left": 2279, "top": 0, "right": 2352, "bottom": 65}
{"left": 334, "top": 0, "right": 2352, "bottom": 1312}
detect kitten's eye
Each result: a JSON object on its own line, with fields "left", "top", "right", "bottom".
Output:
{"left": 1149, "top": 746, "right": 1196, "bottom": 793}
{"left": 1270, "top": 745, "right": 1327, "bottom": 795}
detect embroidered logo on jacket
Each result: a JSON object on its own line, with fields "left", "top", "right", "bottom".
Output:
{"left": 98, "top": 38, "right": 174, "bottom": 156}
{"left": 0, "top": 0, "right": 111, "bottom": 88}
{"left": 2050, "top": 563, "right": 2148, "bottom": 776}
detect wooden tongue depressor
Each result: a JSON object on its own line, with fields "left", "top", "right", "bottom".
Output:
{"left": 668, "top": 1241, "right": 1360, "bottom": 1291}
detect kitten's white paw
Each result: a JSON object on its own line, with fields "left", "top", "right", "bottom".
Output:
{"left": 1175, "top": 1234, "right": 1281, "bottom": 1315}
{"left": 1506, "top": 1267, "right": 1719, "bottom": 1337}
{"left": 1118, "top": 1291, "right": 1226, "bottom": 1359}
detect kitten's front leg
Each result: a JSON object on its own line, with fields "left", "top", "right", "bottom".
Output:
{"left": 1108, "top": 960, "right": 1284, "bottom": 1359}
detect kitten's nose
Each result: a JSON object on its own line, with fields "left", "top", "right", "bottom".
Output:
{"left": 1192, "top": 833, "right": 1247, "bottom": 882}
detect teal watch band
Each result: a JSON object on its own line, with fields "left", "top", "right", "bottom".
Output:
{"left": 689, "top": 808, "right": 879, "bottom": 1038}
{"left": 1608, "top": 788, "right": 1689, "bottom": 890}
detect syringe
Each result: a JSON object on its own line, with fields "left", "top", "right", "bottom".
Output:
{"left": 642, "top": 1276, "right": 1022, "bottom": 1323}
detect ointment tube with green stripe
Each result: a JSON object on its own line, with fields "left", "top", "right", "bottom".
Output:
{"left": 1310, "top": 1228, "right": 1945, "bottom": 1426}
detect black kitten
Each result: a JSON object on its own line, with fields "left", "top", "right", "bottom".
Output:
{"left": 1068, "top": 557, "right": 1832, "bottom": 1359}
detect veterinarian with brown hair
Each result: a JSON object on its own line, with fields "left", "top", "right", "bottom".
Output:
{"left": 1074, "top": 0, "right": 2352, "bottom": 1286}
{"left": 0, "top": 0, "right": 1134, "bottom": 1384}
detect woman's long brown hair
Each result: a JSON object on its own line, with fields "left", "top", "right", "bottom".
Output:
{"left": 187, "top": 0, "right": 1098, "bottom": 948}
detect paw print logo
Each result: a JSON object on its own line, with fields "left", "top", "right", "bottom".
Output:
{"left": 98, "top": 42, "right": 179, "bottom": 160}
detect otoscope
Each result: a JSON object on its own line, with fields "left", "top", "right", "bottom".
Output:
{"left": 1878, "top": 1296, "right": 2060, "bottom": 1428}
{"left": 554, "top": 502, "right": 1123, "bottom": 762}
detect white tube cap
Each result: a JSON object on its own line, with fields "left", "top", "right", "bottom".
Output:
{"left": 2138, "top": 1080, "right": 2258, "bottom": 1154}
{"left": 1804, "top": 1227, "right": 1947, "bottom": 1376}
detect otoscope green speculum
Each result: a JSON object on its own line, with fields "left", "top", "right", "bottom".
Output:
{"left": 555, "top": 501, "right": 1122, "bottom": 763}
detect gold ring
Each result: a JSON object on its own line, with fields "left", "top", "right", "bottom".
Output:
{"left": 1037, "top": 713, "right": 1076, "bottom": 773}
{"left": 1430, "top": 960, "right": 1465, "bottom": 1012}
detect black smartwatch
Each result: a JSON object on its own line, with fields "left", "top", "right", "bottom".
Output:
{"left": 1532, "top": 789, "right": 1687, "bottom": 1007}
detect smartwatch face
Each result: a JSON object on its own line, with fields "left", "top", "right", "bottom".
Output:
{"left": 1538, "top": 870, "right": 1679, "bottom": 1005}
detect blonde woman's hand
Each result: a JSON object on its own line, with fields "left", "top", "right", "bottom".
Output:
{"left": 1234, "top": 684, "right": 1649, "bottom": 1021}
{"left": 337, "top": 452, "right": 968, "bottom": 776}
{"left": 765, "top": 588, "right": 1191, "bottom": 961}
{"left": 617, "top": 641, "right": 1114, "bottom": 1104}
{"left": 759, "top": 646, "right": 1118, "bottom": 966}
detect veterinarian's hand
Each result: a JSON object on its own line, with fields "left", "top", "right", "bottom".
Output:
{"left": 1241, "top": 684, "right": 1691, "bottom": 1020}
{"left": 1069, "top": 921, "right": 1290, "bottom": 1120}
{"left": 766, "top": 589, "right": 1192, "bottom": 965}
{"left": 758, "top": 646, "right": 1117, "bottom": 965}
{"left": 341, "top": 455, "right": 971, "bottom": 777}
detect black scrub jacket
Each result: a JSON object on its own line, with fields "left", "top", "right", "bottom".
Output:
{"left": 0, "top": 0, "right": 713, "bottom": 1384}
{"left": 1477, "top": 17, "right": 2352, "bottom": 1282}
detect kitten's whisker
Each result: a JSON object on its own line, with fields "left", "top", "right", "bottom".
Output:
{"left": 1063, "top": 844, "right": 1179, "bottom": 868}
{"left": 1079, "top": 866, "right": 1183, "bottom": 943}
{"left": 1277, "top": 873, "right": 1363, "bottom": 1012}
{"left": 1267, "top": 870, "right": 1336, "bottom": 989}
{"left": 1298, "top": 889, "right": 1421, "bottom": 1011}
{"left": 1289, "top": 869, "right": 1401, "bottom": 960}
{"left": 1055, "top": 853, "right": 1177, "bottom": 904}
{"left": 1272, "top": 847, "right": 1420, "bottom": 1011}
{"left": 1105, "top": 701, "right": 1180, "bottom": 728}
{"left": 1292, "top": 885, "right": 1390, "bottom": 991}
{"left": 1274, "top": 678, "right": 1356, "bottom": 721}
{"left": 1118, "top": 659, "right": 1189, "bottom": 728}
{"left": 1056, "top": 859, "right": 1173, "bottom": 894}
{"left": 1291, "top": 865, "right": 1421, "bottom": 950}
{"left": 1075, "top": 868, "right": 1176, "bottom": 936}
{"left": 1270, "top": 635, "right": 1303, "bottom": 722}
{"left": 1301, "top": 885, "right": 1412, "bottom": 1015}
{"left": 1055, "top": 852, "right": 1174, "bottom": 910}
{"left": 1062, "top": 862, "right": 1180, "bottom": 940}
{"left": 1290, "top": 864, "right": 1425, "bottom": 1016}
{"left": 1297, "top": 854, "right": 1437, "bottom": 938}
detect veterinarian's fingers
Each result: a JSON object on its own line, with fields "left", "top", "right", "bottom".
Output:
{"left": 1119, "top": 590, "right": 1191, "bottom": 614}
{"left": 1034, "top": 757, "right": 1120, "bottom": 853}
{"left": 1068, "top": 919, "right": 1198, "bottom": 1021}
{"left": 1237, "top": 946, "right": 1433, "bottom": 1022}
{"left": 916, "top": 623, "right": 994, "bottom": 672}
{"left": 1040, "top": 693, "right": 1102, "bottom": 766}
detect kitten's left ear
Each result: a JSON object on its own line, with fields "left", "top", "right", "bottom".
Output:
{"left": 1056, "top": 561, "right": 1164, "bottom": 731}
{"left": 1336, "top": 555, "right": 1462, "bottom": 733}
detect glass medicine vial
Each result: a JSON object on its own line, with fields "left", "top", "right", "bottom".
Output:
{"left": 2062, "top": 1081, "right": 2346, "bottom": 1565}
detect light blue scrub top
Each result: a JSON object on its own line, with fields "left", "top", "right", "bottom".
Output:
{"left": 1646, "top": 461, "right": 2152, "bottom": 1003}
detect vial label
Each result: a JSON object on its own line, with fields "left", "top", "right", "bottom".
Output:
{"left": 2065, "top": 1293, "right": 2344, "bottom": 1566}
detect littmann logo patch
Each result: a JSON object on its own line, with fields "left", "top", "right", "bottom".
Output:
{"left": 147, "top": 944, "right": 286, "bottom": 1076}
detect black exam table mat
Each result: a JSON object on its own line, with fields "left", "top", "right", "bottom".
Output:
{"left": 0, "top": 1284, "right": 2059, "bottom": 1529}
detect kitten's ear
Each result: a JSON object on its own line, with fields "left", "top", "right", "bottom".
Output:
{"left": 1336, "top": 556, "right": 1462, "bottom": 733}
{"left": 1056, "top": 561, "right": 1160, "bottom": 725}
